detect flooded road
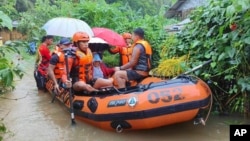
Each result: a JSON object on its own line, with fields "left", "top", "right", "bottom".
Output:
{"left": 1, "top": 60, "right": 249, "bottom": 141}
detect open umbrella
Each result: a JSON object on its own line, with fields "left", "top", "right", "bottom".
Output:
{"left": 42, "top": 17, "right": 94, "bottom": 37}
{"left": 88, "top": 37, "right": 109, "bottom": 53}
{"left": 92, "top": 27, "right": 126, "bottom": 47}
{"left": 89, "top": 37, "right": 107, "bottom": 44}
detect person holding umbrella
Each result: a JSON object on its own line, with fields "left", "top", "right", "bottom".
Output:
{"left": 34, "top": 35, "right": 54, "bottom": 92}
{"left": 109, "top": 32, "right": 133, "bottom": 66}
{"left": 61, "top": 32, "right": 113, "bottom": 93}
{"left": 113, "top": 28, "right": 152, "bottom": 89}
{"left": 47, "top": 37, "right": 72, "bottom": 93}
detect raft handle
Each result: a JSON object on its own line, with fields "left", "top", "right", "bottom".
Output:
{"left": 116, "top": 124, "right": 123, "bottom": 133}
{"left": 141, "top": 82, "right": 154, "bottom": 91}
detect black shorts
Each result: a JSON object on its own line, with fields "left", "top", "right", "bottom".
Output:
{"left": 126, "top": 70, "right": 145, "bottom": 81}
{"left": 87, "top": 78, "right": 97, "bottom": 86}
{"left": 34, "top": 69, "right": 47, "bottom": 90}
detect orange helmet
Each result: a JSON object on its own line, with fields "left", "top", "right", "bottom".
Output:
{"left": 72, "top": 32, "right": 90, "bottom": 42}
{"left": 122, "top": 32, "right": 132, "bottom": 39}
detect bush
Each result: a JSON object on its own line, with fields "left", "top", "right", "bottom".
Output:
{"left": 163, "top": 0, "right": 250, "bottom": 113}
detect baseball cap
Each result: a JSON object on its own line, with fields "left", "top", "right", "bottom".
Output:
{"left": 59, "top": 37, "right": 71, "bottom": 45}
{"left": 93, "top": 53, "right": 101, "bottom": 62}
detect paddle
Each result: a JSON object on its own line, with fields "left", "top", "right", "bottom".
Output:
{"left": 65, "top": 50, "right": 76, "bottom": 125}
{"left": 172, "top": 59, "right": 212, "bottom": 79}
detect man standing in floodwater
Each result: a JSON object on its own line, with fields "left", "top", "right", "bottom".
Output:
{"left": 34, "top": 35, "right": 54, "bottom": 92}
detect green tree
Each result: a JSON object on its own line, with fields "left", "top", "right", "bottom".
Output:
{"left": 0, "top": 11, "right": 13, "bottom": 30}
{"left": 15, "top": 0, "right": 34, "bottom": 12}
{"left": 0, "top": 11, "right": 24, "bottom": 94}
{"left": 105, "top": 0, "right": 176, "bottom": 16}
{"left": 0, "top": 0, "right": 19, "bottom": 20}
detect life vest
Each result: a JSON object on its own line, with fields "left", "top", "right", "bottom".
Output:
{"left": 53, "top": 49, "right": 65, "bottom": 79}
{"left": 120, "top": 46, "right": 133, "bottom": 65}
{"left": 75, "top": 48, "right": 93, "bottom": 82}
{"left": 109, "top": 45, "right": 133, "bottom": 65}
{"left": 131, "top": 40, "right": 152, "bottom": 71}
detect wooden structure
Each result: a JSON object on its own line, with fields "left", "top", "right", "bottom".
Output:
{"left": 0, "top": 28, "right": 25, "bottom": 43}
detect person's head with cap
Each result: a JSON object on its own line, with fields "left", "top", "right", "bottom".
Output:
{"left": 132, "top": 27, "right": 144, "bottom": 42}
{"left": 122, "top": 32, "right": 132, "bottom": 46}
{"left": 93, "top": 53, "right": 102, "bottom": 67}
{"left": 58, "top": 37, "right": 71, "bottom": 49}
{"left": 72, "top": 32, "right": 89, "bottom": 53}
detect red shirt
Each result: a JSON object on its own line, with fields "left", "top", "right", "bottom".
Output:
{"left": 100, "top": 62, "right": 115, "bottom": 78}
{"left": 37, "top": 43, "right": 51, "bottom": 75}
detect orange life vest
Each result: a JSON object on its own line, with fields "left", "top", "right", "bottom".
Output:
{"left": 131, "top": 40, "right": 152, "bottom": 71}
{"left": 53, "top": 50, "right": 65, "bottom": 79}
{"left": 120, "top": 46, "right": 133, "bottom": 65}
{"left": 75, "top": 48, "right": 93, "bottom": 82}
{"left": 52, "top": 47, "right": 65, "bottom": 79}
{"left": 109, "top": 45, "right": 133, "bottom": 65}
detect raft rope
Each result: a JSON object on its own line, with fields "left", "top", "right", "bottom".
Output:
{"left": 191, "top": 75, "right": 213, "bottom": 126}
{"left": 203, "top": 92, "right": 213, "bottom": 125}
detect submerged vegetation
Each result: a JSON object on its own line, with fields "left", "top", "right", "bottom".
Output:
{"left": 0, "top": 123, "right": 6, "bottom": 141}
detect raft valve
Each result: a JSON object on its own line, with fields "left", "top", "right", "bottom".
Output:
{"left": 116, "top": 124, "right": 123, "bottom": 133}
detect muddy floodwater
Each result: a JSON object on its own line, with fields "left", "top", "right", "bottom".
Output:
{"left": 1, "top": 60, "right": 249, "bottom": 141}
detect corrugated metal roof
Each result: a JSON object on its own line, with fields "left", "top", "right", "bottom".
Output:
{"left": 165, "top": 0, "right": 207, "bottom": 18}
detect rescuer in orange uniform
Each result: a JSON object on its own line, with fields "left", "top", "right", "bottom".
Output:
{"left": 109, "top": 32, "right": 133, "bottom": 65}
{"left": 47, "top": 37, "right": 72, "bottom": 93}
{"left": 113, "top": 28, "right": 152, "bottom": 88}
{"left": 62, "top": 32, "right": 113, "bottom": 93}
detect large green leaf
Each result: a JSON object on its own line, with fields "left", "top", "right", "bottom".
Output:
{"left": 225, "top": 46, "right": 236, "bottom": 58}
{"left": 0, "top": 68, "right": 13, "bottom": 86}
{"left": 226, "top": 5, "right": 235, "bottom": 17}
{"left": 0, "top": 11, "right": 12, "bottom": 30}
{"left": 244, "top": 37, "right": 250, "bottom": 45}
{"left": 238, "top": 77, "right": 250, "bottom": 92}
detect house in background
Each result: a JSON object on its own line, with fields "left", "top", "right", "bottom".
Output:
{"left": 165, "top": 0, "right": 207, "bottom": 20}
{"left": 0, "top": 21, "right": 24, "bottom": 43}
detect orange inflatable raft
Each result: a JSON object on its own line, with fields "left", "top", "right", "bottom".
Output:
{"left": 46, "top": 75, "right": 212, "bottom": 132}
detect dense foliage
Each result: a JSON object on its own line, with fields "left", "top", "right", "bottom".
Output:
{"left": 0, "top": 40, "right": 26, "bottom": 93}
{"left": 0, "top": 0, "right": 176, "bottom": 90}
{"left": 163, "top": 0, "right": 250, "bottom": 114}
{"left": 14, "top": 0, "right": 176, "bottom": 68}
{"left": 0, "top": 11, "right": 24, "bottom": 93}
{"left": 0, "top": 11, "right": 13, "bottom": 30}
{"left": 72, "top": 0, "right": 174, "bottom": 67}
{"left": 105, "top": 0, "right": 177, "bottom": 16}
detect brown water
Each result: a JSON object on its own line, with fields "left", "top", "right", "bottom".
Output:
{"left": 1, "top": 60, "right": 249, "bottom": 141}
